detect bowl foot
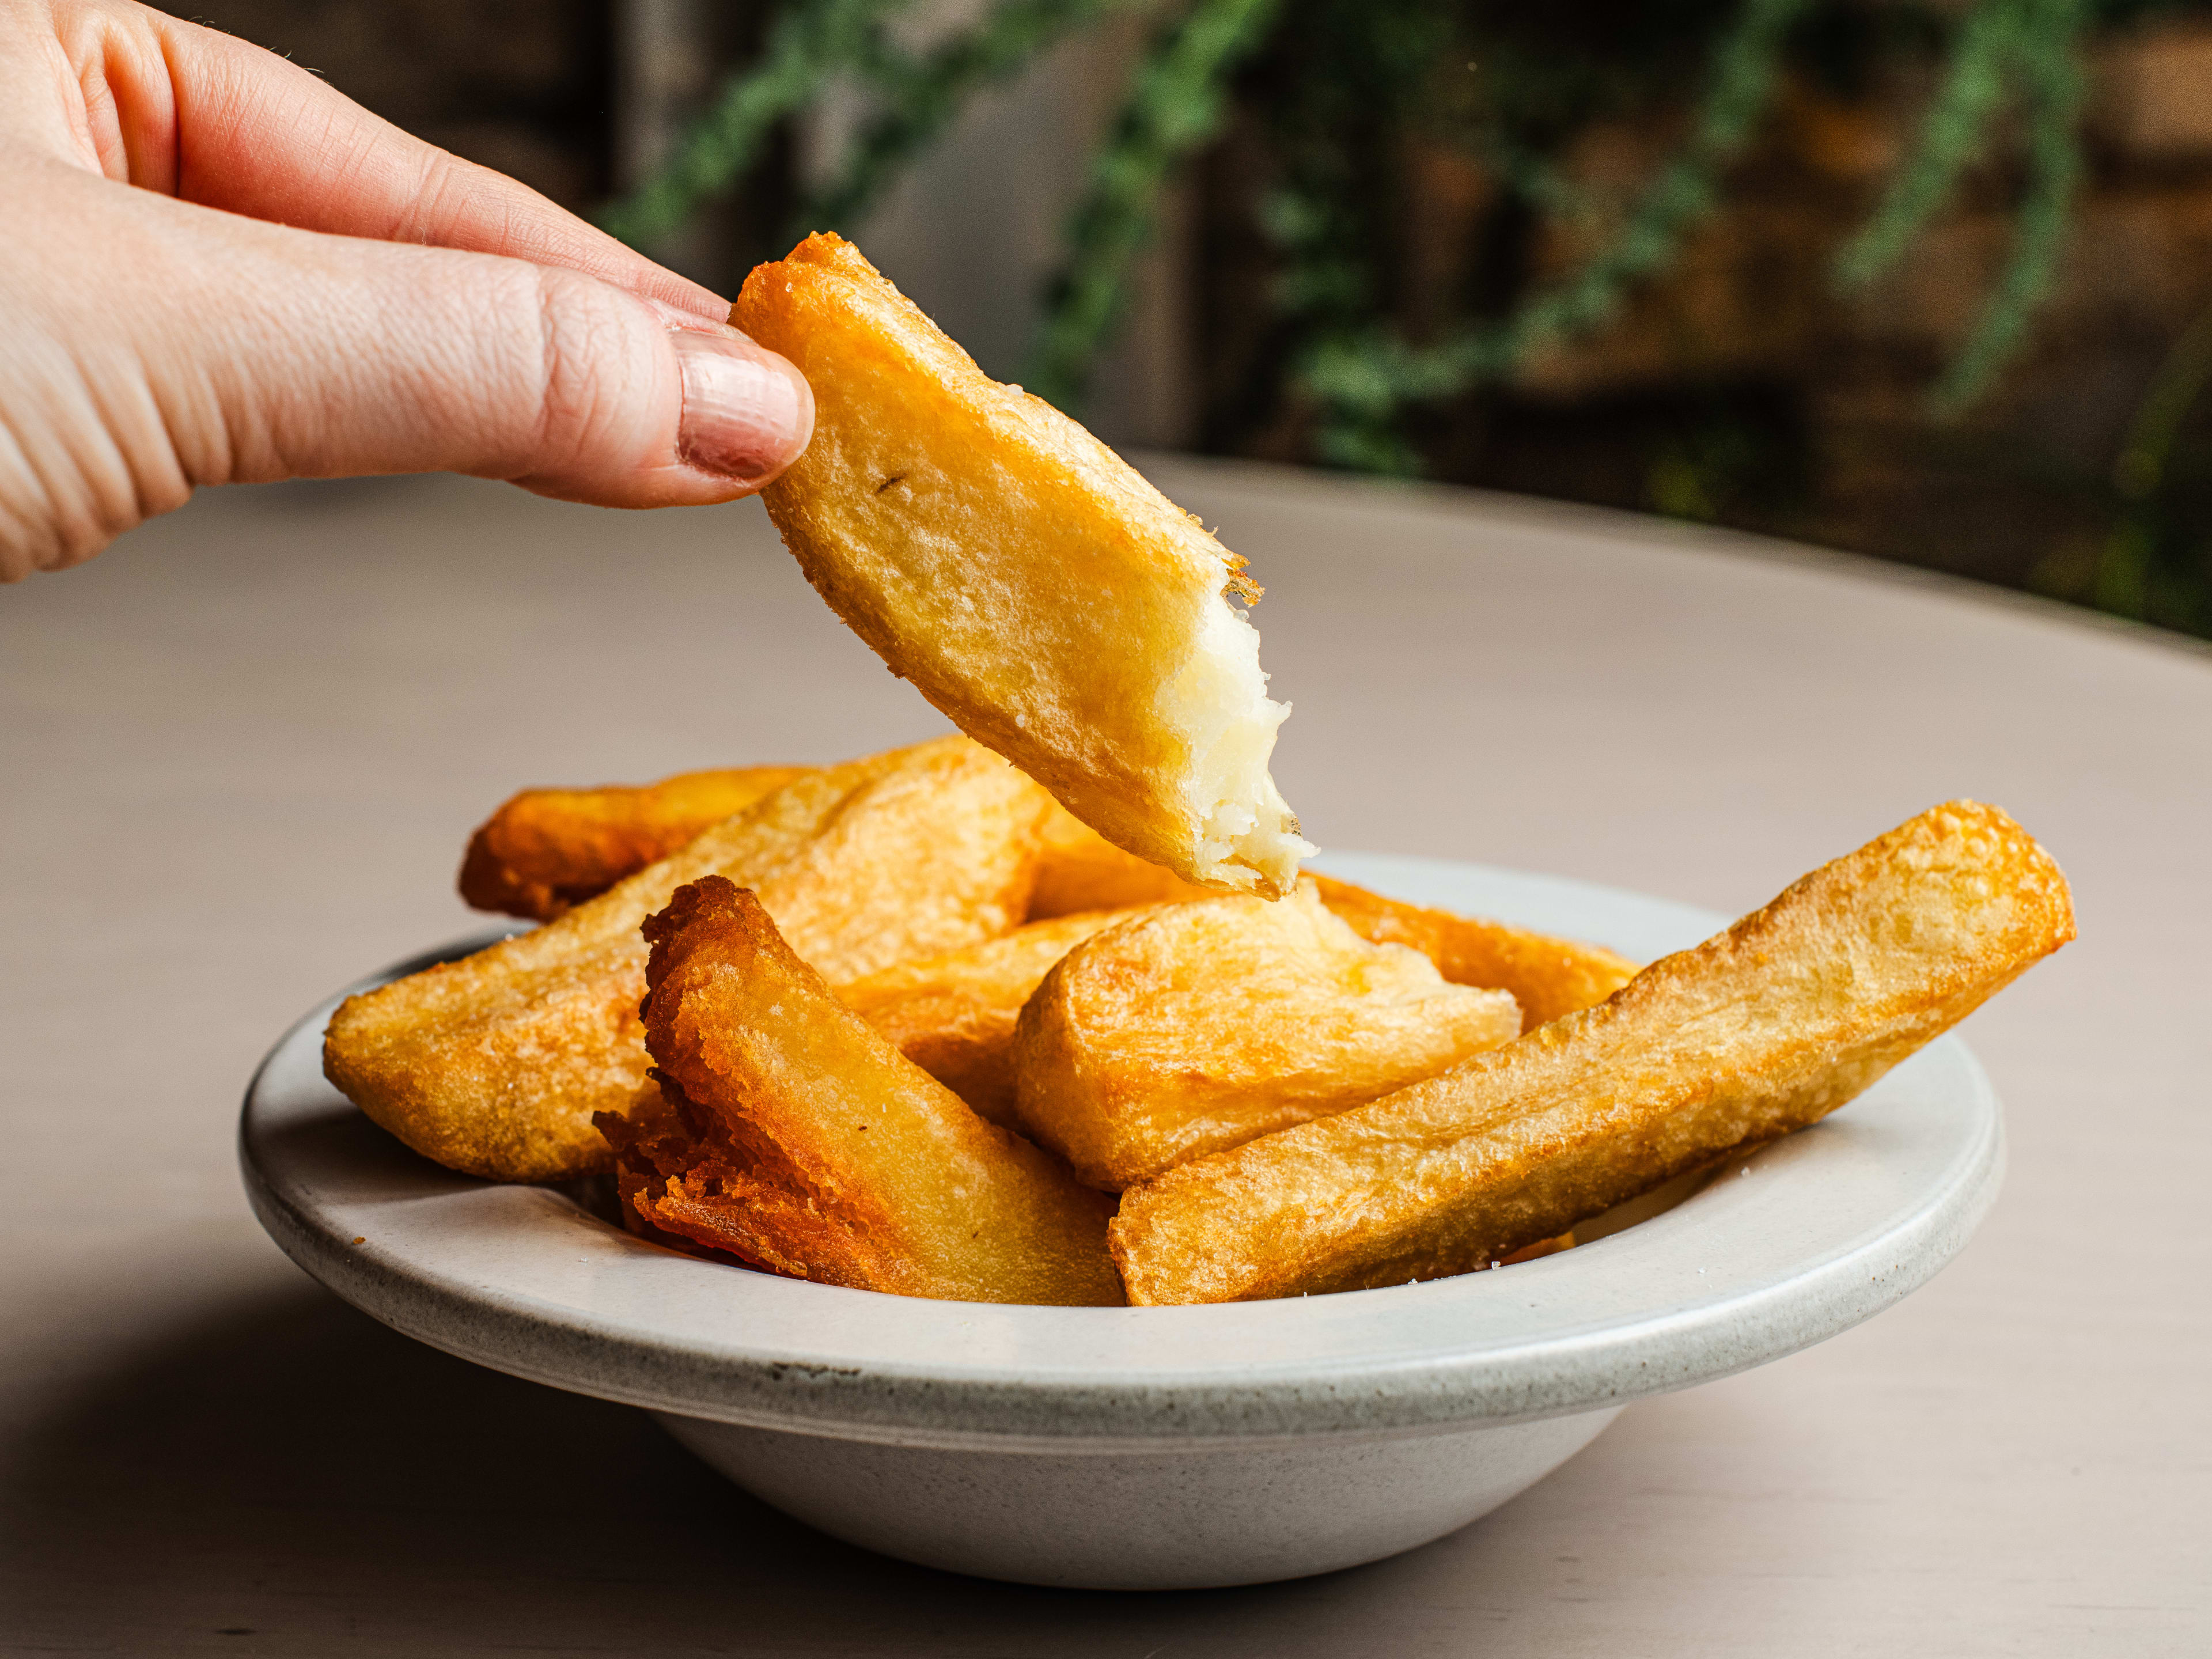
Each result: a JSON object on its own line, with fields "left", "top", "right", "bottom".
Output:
{"left": 657, "top": 1407, "right": 1622, "bottom": 1590}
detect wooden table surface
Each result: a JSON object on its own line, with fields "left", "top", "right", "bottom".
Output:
{"left": 2, "top": 459, "right": 2203, "bottom": 1656}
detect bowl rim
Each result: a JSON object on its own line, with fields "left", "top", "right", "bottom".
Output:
{"left": 240, "top": 852, "right": 2005, "bottom": 1450}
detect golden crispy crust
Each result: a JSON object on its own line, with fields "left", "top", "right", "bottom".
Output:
{"left": 457, "top": 779, "right": 1197, "bottom": 927}
{"left": 1027, "top": 801, "right": 1213, "bottom": 919}
{"left": 1306, "top": 873, "right": 1638, "bottom": 1031}
{"left": 323, "top": 738, "right": 1051, "bottom": 1181}
{"left": 607, "top": 878, "right": 1123, "bottom": 1305}
{"left": 458, "top": 766, "right": 813, "bottom": 921}
{"left": 1111, "top": 801, "right": 2075, "bottom": 1304}
{"left": 834, "top": 910, "right": 1132, "bottom": 1126}
{"left": 1013, "top": 883, "right": 1522, "bottom": 1190}
{"left": 733, "top": 234, "right": 1309, "bottom": 897}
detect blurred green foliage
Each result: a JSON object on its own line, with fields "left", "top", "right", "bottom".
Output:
{"left": 600, "top": 0, "right": 2212, "bottom": 639}
{"left": 2032, "top": 294, "right": 2212, "bottom": 633}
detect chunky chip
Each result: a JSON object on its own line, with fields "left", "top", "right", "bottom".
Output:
{"left": 602, "top": 878, "right": 1123, "bottom": 1305}
{"left": 834, "top": 910, "right": 1133, "bottom": 1126}
{"left": 459, "top": 764, "right": 813, "bottom": 921}
{"left": 324, "top": 737, "right": 1052, "bottom": 1181}
{"left": 1307, "top": 873, "right": 1638, "bottom": 1031}
{"left": 1013, "top": 882, "right": 1522, "bottom": 1191}
{"left": 1111, "top": 801, "right": 2075, "bottom": 1304}
{"left": 732, "top": 234, "right": 1312, "bottom": 897}
{"left": 1019, "top": 810, "right": 1635, "bottom": 1027}
{"left": 456, "top": 776, "right": 1198, "bottom": 927}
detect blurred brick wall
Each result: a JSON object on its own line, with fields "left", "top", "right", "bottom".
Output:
{"left": 1373, "top": 18, "right": 2212, "bottom": 591}
{"left": 160, "top": 3, "right": 2212, "bottom": 602}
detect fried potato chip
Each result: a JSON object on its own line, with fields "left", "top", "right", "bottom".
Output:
{"left": 1027, "top": 801, "right": 1210, "bottom": 919}
{"left": 1012, "top": 882, "right": 1522, "bottom": 1191}
{"left": 732, "top": 234, "right": 1312, "bottom": 897}
{"left": 1018, "top": 820, "right": 1631, "bottom": 1022}
{"left": 834, "top": 909, "right": 1133, "bottom": 1126}
{"left": 324, "top": 737, "right": 1052, "bottom": 1181}
{"left": 601, "top": 878, "right": 1123, "bottom": 1305}
{"left": 1306, "top": 873, "right": 1638, "bottom": 1031}
{"left": 457, "top": 771, "right": 1202, "bottom": 927}
{"left": 1110, "top": 801, "right": 2074, "bottom": 1304}
{"left": 458, "top": 764, "right": 813, "bottom": 921}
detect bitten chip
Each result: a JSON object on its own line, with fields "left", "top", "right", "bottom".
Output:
{"left": 1110, "top": 801, "right": 2075, "bottom": 1304}
{"left": 732, "top": 233, "right": 1312, "bottom": 897}
{"left": 603, "top": 878, "right": 1123, "bottom": 1306}
{"left": 1012, "top": 882, "right": 1522, "bottom": 1190}
{"left": 324, "top": 737, "right": 1052, "bottom": 1181}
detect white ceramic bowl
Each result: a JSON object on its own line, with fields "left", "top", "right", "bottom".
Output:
{"left": 240, "top": 854, "right": 2004, "bottom": 1590}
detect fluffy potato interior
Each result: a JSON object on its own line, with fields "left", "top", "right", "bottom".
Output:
{"left": 459, "top": 765, "right": 814, "bottom": 921}
{"left": 1012, "top": 882, "right": 1522, "bottom": 1190}
{"left": 324, "top": 737, "right": 1051, "bottom": 1181}
{"left": 834, "top": 909, "right": 1135, "bottom": 1126}
{"left": 605, "top": 878, "right": 1124, "bottom": 1306}
{"left": 1110, "top": 801, "right": 2076, "bottom": 1304}
{"left": 733, "top": 233, "right": 1312, "bottom": 896}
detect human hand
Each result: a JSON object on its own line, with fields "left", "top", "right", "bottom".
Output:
{"left": 0, "top": 0, "right": 815, "bottom": 579}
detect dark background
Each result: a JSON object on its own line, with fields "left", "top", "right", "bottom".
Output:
{"left": 183, "top": 0, "right": 2212, "bottom": 635}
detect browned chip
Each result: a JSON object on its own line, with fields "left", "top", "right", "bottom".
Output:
{"left": 604, "top": 877, "right": 1123, "bottom": 1305}
{"left": 1013, "top": 883, "right": 1522, "bottom": 1190}
{"left": 324, "top": 737, "right": 1052, "bottom": 1181}
{"left": 1111, "top": 801, "right": 2074, "bottom": 1305}
{"left": 459, "top": 765, "right": 813, "bottom": 921}
{"left": 457, "top": 771, "right": 1200, "bottom": 927}
{"left": 1027, "top": 801, "right": 1213, "bottom": 919}
{"left": 1308, "top": 873, "right": 1638, "bottom": 1031}
{"left": 733, "top": 234, "right": 1310, "bottom": 896}
{"left": 834, "top": 910, "right": 1133, "bottom": 1126}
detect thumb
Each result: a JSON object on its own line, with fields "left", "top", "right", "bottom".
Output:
{"left": 14, "top": 164, "right": 813, "bottom": 565}
{"left": 163, "top": 207, "right": 818, "bottom": 506}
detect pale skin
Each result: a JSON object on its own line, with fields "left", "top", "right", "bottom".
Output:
{"left": 0, "top": 0, "right": 817, "bottom": 581}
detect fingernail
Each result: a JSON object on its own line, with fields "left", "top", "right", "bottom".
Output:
{"left": 673, "top": 327, "right": 813, "bottom": 485}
